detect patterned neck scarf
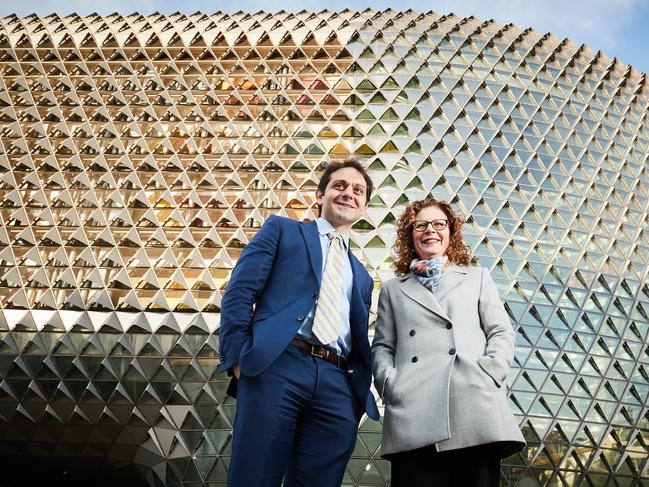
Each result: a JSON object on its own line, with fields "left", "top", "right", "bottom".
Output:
{"left": 410, "top": 256, "right": 448, "bottom": 293}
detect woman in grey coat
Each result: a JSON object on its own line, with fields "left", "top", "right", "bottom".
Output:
{"left": 371, "top": 198, "right": 525, "bottom": 487}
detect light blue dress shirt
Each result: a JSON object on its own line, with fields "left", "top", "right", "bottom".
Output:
{"left": 296, "top": 217, "right": 353, "bottom": 358}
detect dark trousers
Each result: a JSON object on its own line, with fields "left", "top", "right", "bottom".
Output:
{"left": 227, "top": 345, "right": 359, "bottom": 487}
{"left": 390, "top": 443, "right": 502, "bottom": 487}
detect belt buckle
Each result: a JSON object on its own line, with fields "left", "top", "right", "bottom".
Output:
{"left": 309, "top": 345, "right": 327, "bottom": 360}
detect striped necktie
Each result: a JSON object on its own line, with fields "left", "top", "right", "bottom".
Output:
{"left": 312, "top": 232, "right": 345, "bottom": 345}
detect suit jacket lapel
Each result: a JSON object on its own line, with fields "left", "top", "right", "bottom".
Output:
{"left": 348, "top": 251, "right": 370, "bottom": 365}
{"left": 300, "top": 220, "right": 322, "bottom": 283}
{"left": 436, "top": 264, "right": 467, "bottom": 302}
{"left": 400, "top": 274, "right": 451, "bottom": 322}
{"left": 348, "top": 250, "right": 364, "bottom": 328}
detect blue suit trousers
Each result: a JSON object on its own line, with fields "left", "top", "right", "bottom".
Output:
{"left": 227, "top": 345, "right": 360, "bottom": 486}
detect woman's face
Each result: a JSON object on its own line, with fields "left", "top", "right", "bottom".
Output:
{"left": 412, "top": 205, "right": 451, "bottom": 260}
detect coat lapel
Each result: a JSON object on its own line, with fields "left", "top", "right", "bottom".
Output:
{"left": 300, "top": 220, "right": 322, "bottom": 283}
{"left": 435, "top": 264, "right": 467, "bottom": 302}
{"left": 399, "top": 274, "right": 451, "bottom": 322}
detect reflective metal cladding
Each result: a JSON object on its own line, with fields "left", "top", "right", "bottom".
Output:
{"left": 0, "top": 9, "right": 647, "bottom": 486}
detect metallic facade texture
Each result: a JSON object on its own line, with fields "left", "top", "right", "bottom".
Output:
{"left": 0, "top": 9, "right": 647, "bottom": 486}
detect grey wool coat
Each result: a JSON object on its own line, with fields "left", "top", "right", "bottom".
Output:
{"left": 371, "top": 264, "right": 526, "bottom": 457}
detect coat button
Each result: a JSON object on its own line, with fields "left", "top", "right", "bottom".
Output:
{"left": 313, "top": 291, "right": 318, "bottom": 297}
{"left": 409, "top": 330, "right": 416, "bottom": 336}
{"left": 449, "top": 348, "right": 456, "bottom": 355}
{"left": 297, "top": 315, "right": 305, "bottom": 321}
{"left": 412, "top": 356, "right": 418, "bottom": 363}
{"left": 446, "top": 323, "right": 452, "bottom": 329}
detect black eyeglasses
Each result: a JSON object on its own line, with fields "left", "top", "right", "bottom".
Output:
{"left": 412, "top": 219, "right": 449, "bottom": 232}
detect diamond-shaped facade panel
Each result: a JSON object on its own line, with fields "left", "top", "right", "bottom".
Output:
{"left": 0, "top": 9, "right": 647, "bottom": 487}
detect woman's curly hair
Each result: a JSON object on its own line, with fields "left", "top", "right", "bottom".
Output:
{"left": 394, "top": 198, "right": 474, "bottom": 275}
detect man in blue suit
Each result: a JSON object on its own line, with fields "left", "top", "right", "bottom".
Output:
{"left": 218, "top": 155, "right": 379, "bottom": 486}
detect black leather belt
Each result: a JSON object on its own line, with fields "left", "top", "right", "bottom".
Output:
{"left": 290, "top": 338, "right": 347, "bottom": 369}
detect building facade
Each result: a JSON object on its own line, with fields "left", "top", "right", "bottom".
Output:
{"left": 0, "top": 9, "right": 647, "bottom": 486}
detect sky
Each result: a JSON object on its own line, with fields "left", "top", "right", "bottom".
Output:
{"left": 1, "top": 0, "right": 649, "bottom": 74}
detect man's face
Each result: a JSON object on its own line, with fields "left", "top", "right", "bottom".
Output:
{"left": 316, "top": 167, "right": 368, "bottom": 234}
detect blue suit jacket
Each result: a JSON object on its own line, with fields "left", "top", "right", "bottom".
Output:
{"left": 218, "top": 215, "right": 380, "bottom": 420}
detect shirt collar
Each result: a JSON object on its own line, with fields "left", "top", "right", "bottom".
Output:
{"left": 316, "top": 217, "right": 349, "bottom": 251}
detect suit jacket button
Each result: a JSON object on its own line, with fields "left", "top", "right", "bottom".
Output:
{"left": 446, "top": 323, "right": 452, "bottom": 329}
{"left": 297, "top": 315, "right": 305, "bottom": 321}
{"left": 449, "top": 348, "right": 456, "bottom": 355}
{"left": 411, "top": 356, "right": 418, "bottom": 363}
{"left": 313, "top": 291, "right": 318, "bottom": 297}
{"left": 409, "top": 329, "right": 416, "bottom": 336}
